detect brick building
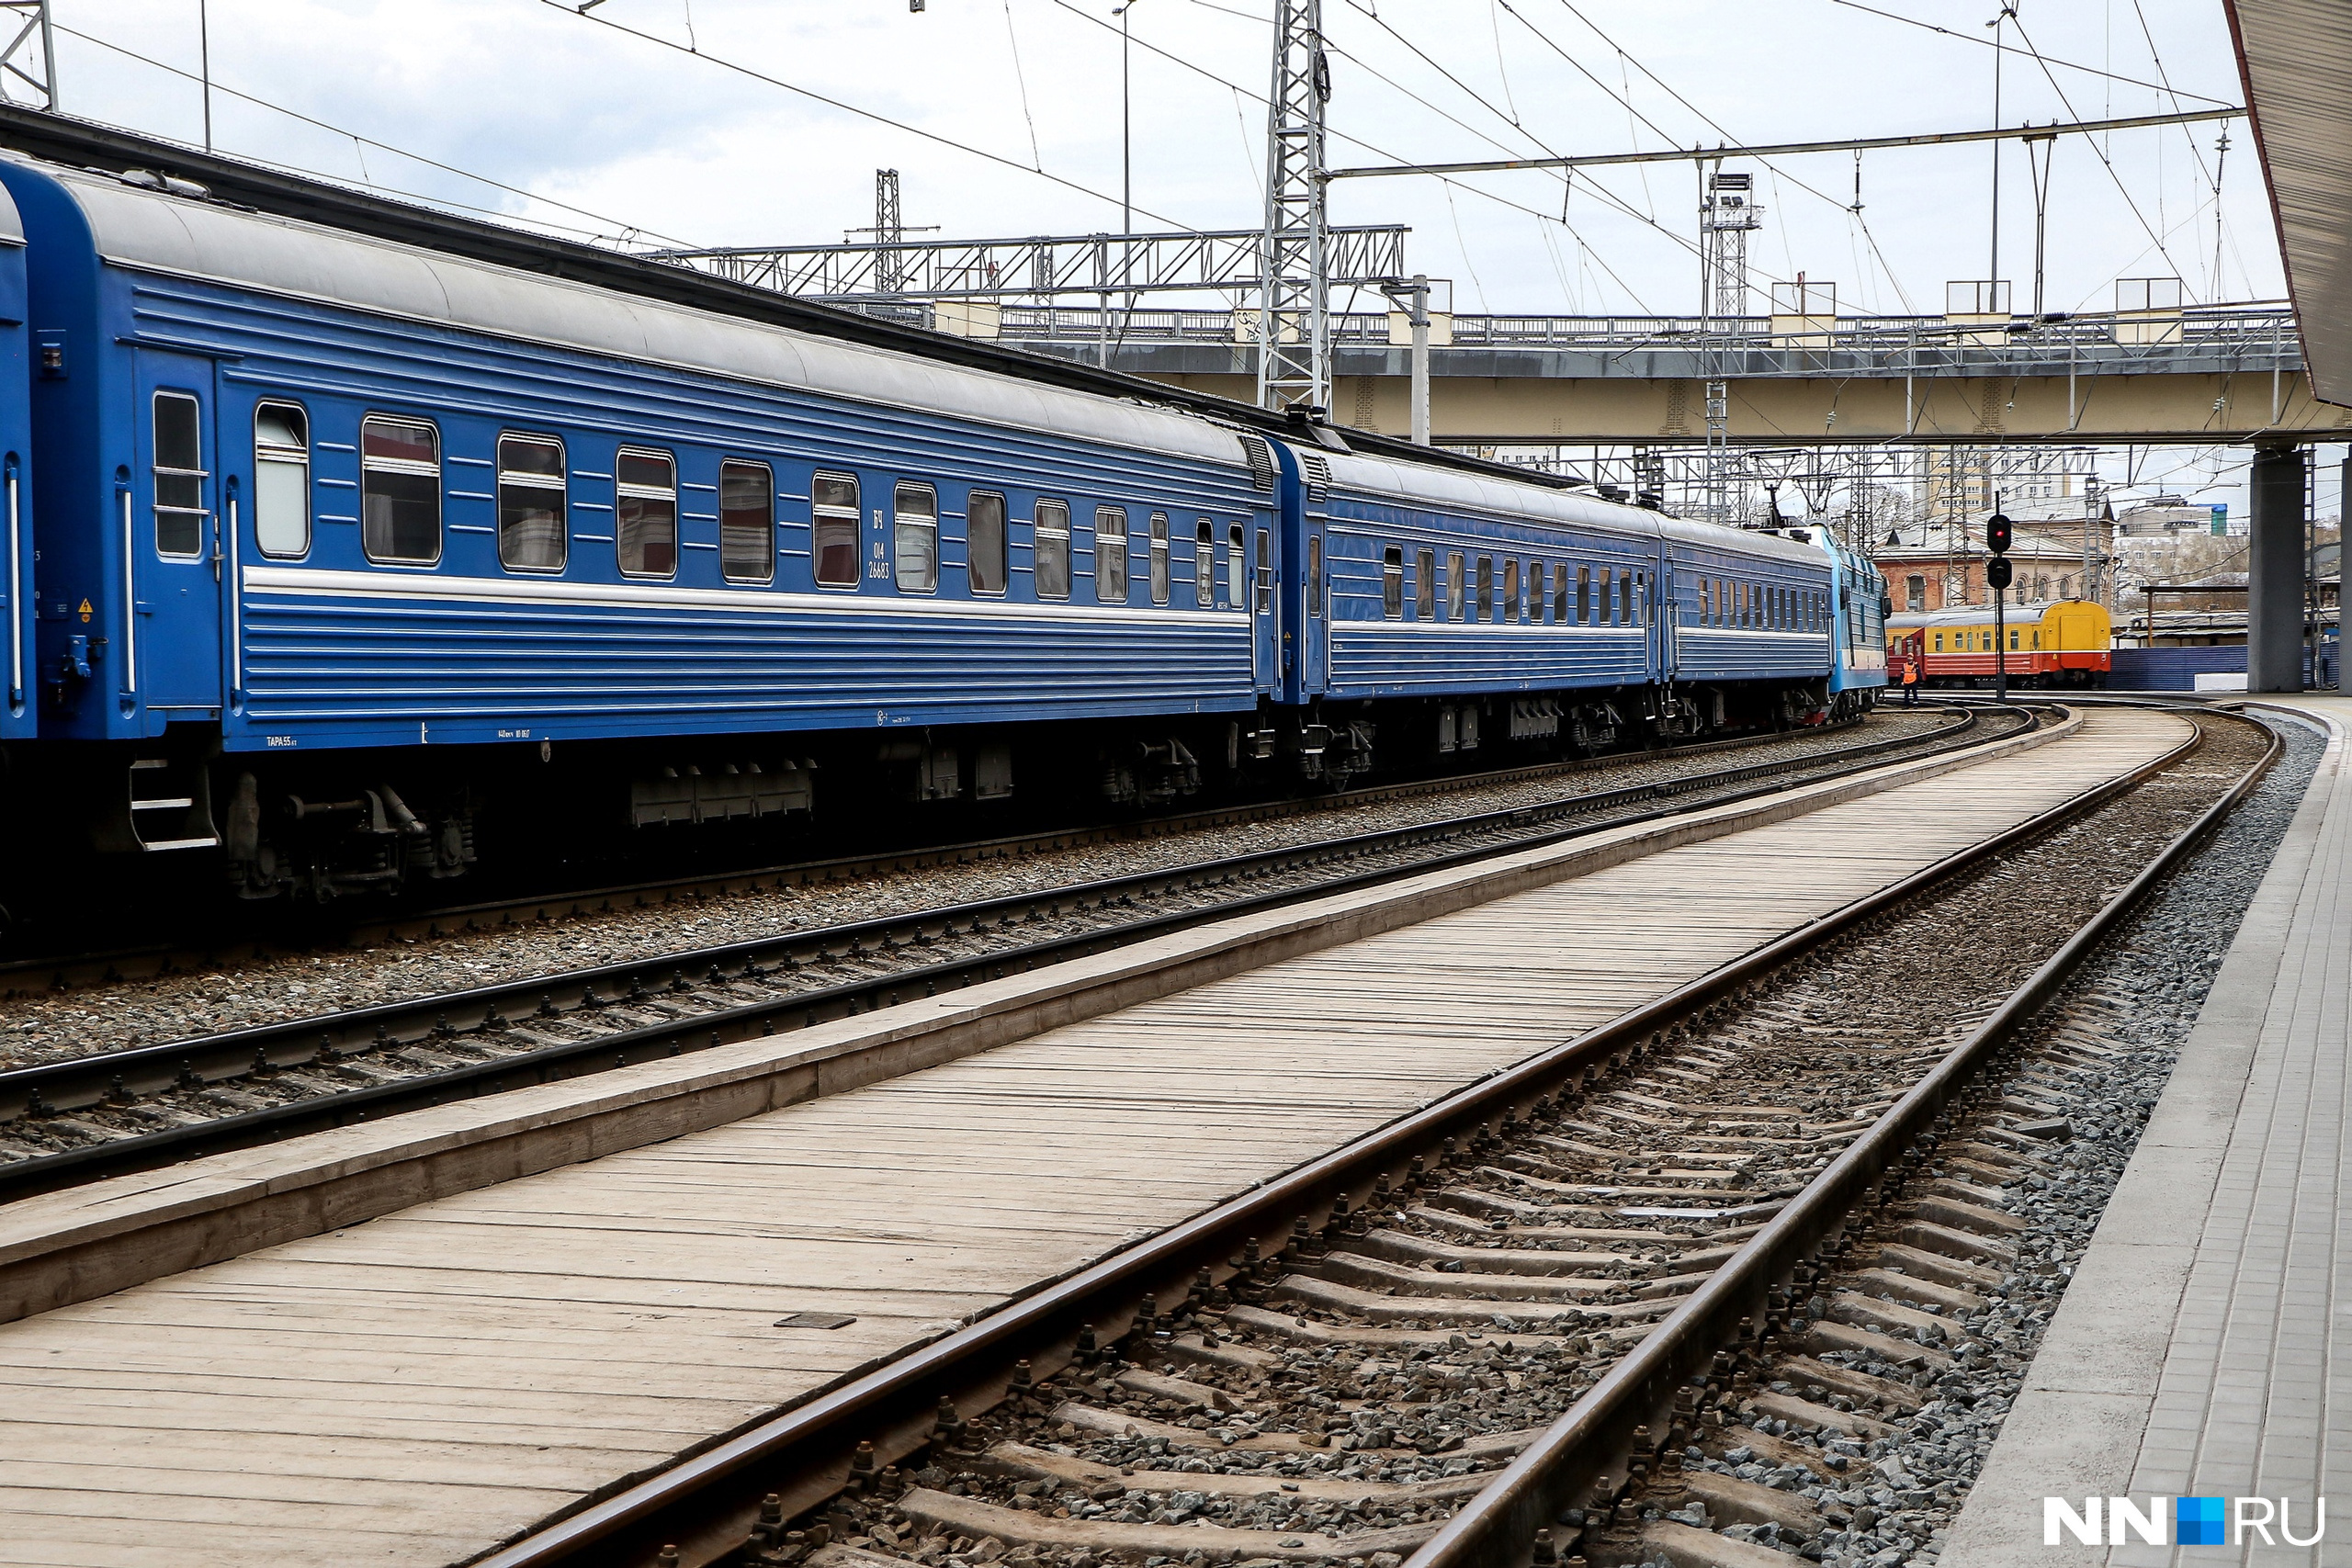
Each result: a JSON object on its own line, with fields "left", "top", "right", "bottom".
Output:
{"left": 1874, "top": 511, "right": 2116, "bottom": 614}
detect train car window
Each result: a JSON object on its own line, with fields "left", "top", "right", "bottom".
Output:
{"left": 1630, "top": 571, "right": 1644, "bottom": 626}
{"left": 1035, "top": 500, "right": 1072, "bottom": 600}
{"left": 1501, "top": 559, "right": 1519, "bottom": 624}
{"left": 359, "top": 415, "right": 441, "bottom": 564}
{"left": 152, "top": 391, "right": 207, "bottom": 558}
{"left": 1227, "top": 525, "right": 1245, "bottom": 610}
{"left": 1476, "top": 556, "right": 1493, "bottom": 622}
{"left": 1256, "top": 528, "right": 1272, "bottom": 612}
{"left": 1417, "top": 548, "right": 1436, "bottom": 619}
{"left": 252, "top": 402, "right": 310, "bottom": 559}
{"left": 1308, "top": 534, "right": 1325, "bottom": 618}
{"left": 1529, "top": 560, "right": 1543, "bottom": 622}
{"left": 1095, "top": 507, "right": 1130, "bottom": 604}
{"left": 1195, "top": 520, "right": 1215, "bottom": 608}
{"left": 1447, "top": 551, "right": 1465, "bottom": 621}
{"left": 894, "top": 481, "right": 938, "bottom": 592}
{"left": 1577, "top": 564, "right": 1591, "bottom": 625}
{"left": 496, "top": 434, "right": 567, "bottom": 572}
{"left": 2010, "top": 627, "right": 2021, "bottom": 650}
{"left": 720, "top": 461, "right": 775, "bottom": 583}
{"left": 1148, "top": 513, "right": 1170, "bottom": 605}
{"left": 615, "top": 447, "right": 677, "bottom": 577}
{"left": 1552, "top": 563, "right": 1567, "bottom": 624}
{"left": 1934, "top": 632, "right": 1944, "bottom": 651}
{"left": 1382, "top": 546, "right": 1404, "bottom": 619}
{"left": 967, "top": 491, "right": 1008, "bottom": 594}
{"left": 812, "top": 472, "right": 860, "bottom": 586}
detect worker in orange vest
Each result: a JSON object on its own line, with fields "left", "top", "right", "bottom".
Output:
{"left": 1901, "top": 651, "right": 1921, "bottom": 705}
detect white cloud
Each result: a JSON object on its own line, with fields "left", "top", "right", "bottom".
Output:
{"left": 52, "top": 0, "right": 2277, "bottom": 310}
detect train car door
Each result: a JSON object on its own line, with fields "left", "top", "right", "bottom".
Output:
{"left": 130, "top": 350, "right": 225, "bottom": 719}
{"left": 1654, "top": 556, "right": 1678, "bottom": 685}
{"left": 1273, "top": 440, "right": 1326, "bottom": 705}
{"left": 1245, "top": 518, "right": 1275, "bottom": 692}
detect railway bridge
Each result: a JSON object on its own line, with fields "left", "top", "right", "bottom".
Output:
{"left": 989, "top": 301, "right": 2349, "bottom": 447}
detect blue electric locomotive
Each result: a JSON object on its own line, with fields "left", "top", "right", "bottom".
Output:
{"left": 0, "top": 147, "right": 1880, "bottom": 900}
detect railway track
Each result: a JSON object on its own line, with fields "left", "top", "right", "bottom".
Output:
{"left": 0, "top": 713, "right": 1931, "bottom": 1000}
{"left": 444, "top": 705, "right": 2279, "bottom": 1568}
{"left": 0, "top": 705, "right": 2014, "bottom": 1198}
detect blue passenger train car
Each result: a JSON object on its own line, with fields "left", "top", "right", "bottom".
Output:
{"left": 0, "top": 145, "right": 1881, "bottom": 903}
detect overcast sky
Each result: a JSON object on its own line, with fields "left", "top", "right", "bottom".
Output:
{"left": 58, "top": 0, "right": 2316, "bottom": 512}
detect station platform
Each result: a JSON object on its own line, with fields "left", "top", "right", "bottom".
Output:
{"left": 1943, "top": 696, "right": 2352, "bottom": 1568}
{"left": 0, "top": 709, "right": 2185, "bottom": 1568}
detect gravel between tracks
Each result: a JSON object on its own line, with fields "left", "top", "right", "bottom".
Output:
{"left": 0, "top": 713, "right": 1952, "bottom": 1072}
{"left": 1774, "top": 712, "right": 2325, "bottom": 1568}
{"left": 757, "top": 711, "right": 2282, "bottom": 1568}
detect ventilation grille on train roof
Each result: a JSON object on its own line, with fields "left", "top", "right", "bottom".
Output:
{"left": 1299, "top": 451, "right": 1331, "bottom": 503}
{"left": 1237, "top": 434, "right": 1277, "bottom": 492}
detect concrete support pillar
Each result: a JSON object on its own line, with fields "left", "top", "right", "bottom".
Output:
{"left": 2247, "top": 444, "right": 2306, "bottom": 694}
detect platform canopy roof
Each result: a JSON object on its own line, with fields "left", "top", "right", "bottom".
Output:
{"left": 2228, "top": 0, "right": 2352, "bottom": 408}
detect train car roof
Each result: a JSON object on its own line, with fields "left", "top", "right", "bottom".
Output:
{"left": 1315, "top": 446, "right": 1828, "bottom": 562}
{"left": 1313, "top": 447, "right": 1664, "bottom": 536}
{"left": 1652, "top": 513, "right": 1838, "bottom": 564}
{"left": 0, "top": 106, "right": 1590, "bottom": 497}
{"left": 19, "top": 158, "right": 1267, "bottom": 472}
{"left": 1886, "top": 600, "right": 2104, "bottom": 629}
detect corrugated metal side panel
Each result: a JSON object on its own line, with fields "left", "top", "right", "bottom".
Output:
{"left": 1325, "top": 626, "right": 1646, "bottom": 696}
{"left": 238, "top": 589, "right": 1253, "bottom": 745}
{"left": 2109, "top": 645, "right": 2247, "bottom": 691}
{"left": 1675, "top": 630, "right": 1830, "bottom": 682}
{"left": 118, "top": 275, "right": 1272, "bottom": 749}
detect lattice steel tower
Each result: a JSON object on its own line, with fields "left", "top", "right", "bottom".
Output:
{"left": 873, "top": 170, "right": 904, "bottom": 293}
{"left": 0, "top": 1, "right": 55, "bottom": 110}
{"left": 1697, "top": 168, "right": 1760, "bottom": 522}
{"left": 1257, "top": 0, "right": 1329, "bottom": 412}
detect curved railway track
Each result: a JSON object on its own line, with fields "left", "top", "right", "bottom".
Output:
{"left": 438, "top": 704, "right": 2280, "bottom": 1568}
{"left": 0, "top": 705, "right": 2015, "bottom": 1199}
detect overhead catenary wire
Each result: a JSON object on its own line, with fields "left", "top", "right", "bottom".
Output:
{"left": 1535, "top": 0, "right": 1917, "bottom": 310}
{"left": 1822, "top": 0, "right": 2234, "bottom": 105}
{"left": 543, "top": 0, "right": 1202, "bottom": 233}
{"left": 1031, "top": 0, "right": 1688, "bottom": 303}
{"left": 1313, "top": 0, "right": 1704, "bottom": 281}
{"left": 54, "top": 20, "right": 703, "bottom": 248}
{"left": 2001, "top": 11, "right": 2193, "bottom": 292}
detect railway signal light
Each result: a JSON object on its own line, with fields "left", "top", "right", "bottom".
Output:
{"left": 1985, "top": 513, "right": 2014, "bottom": 554}
{"left": 1985, "top": 555, "right": 2014, "bottom": 591}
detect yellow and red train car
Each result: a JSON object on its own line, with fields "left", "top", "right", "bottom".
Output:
{"left": 1884, "top": 600, "right": 2111, "bottom": 688}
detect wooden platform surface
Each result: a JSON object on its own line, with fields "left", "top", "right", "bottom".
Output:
{"left": 0, "top": 709, "right": 2189, "bottom": 1567}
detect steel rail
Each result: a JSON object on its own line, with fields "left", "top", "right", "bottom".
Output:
{"left": 1406, "top": 709, "right": 2286, "bottom": 1568}
{"left": 0, "top": 708, "right": 2012, "bottom": 1199}
{"left": 0, "top": 711, "right": 1905, "bottom": 997}
{"left": 469, "top": 705, "right": 2236, "bottom": 1568}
